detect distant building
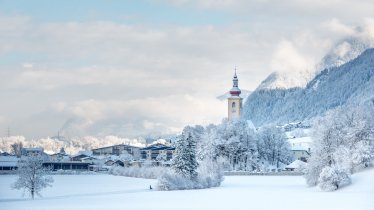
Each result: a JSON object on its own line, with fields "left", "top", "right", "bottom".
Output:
{"left": 92, "top": 144, "right": 141, "bottom": 158}
{"left": 21, "top": 147, "right": 50, "bottom": 161}
{"left": 291, "top": 149, "right": 310, "bottom": 162}
{"left": 285, "top": 159, "right": 307, "bottom": 171}
{"left": 0, "top": 152, "right": 11, "bottom": 156}
{"left": 71, "top": 154, "right": 90, "bottom": 161}
{"left": 289, "top": 138, "right": 312, "bottom": 162}
{"left": 0, "top": 155, "right": 19, "bottom": 171}
{"left": 21, "top": 147, "right": 44, "bottom": 156}
{"left": 140, "top": 143, "right": 175, "bottom": 161}
{"left": 43, "top": 161, "right": 90, "bottom": 171}
{"left": 50, "top": 150, "right": 70, "bottom": 162}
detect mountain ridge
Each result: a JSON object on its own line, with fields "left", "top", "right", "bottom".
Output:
{"left": 242, "top": 48, "right": 374, "bottom": 126}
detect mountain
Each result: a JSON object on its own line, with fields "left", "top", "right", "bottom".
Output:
{"left": 319, "top": 37, "right": 373, "bottom": 70}
{"left": 256, "top": 70, "right": 314, "bottom": 90}
{"left": 257, "top": 37, "right": 374, "bottom": 91}
{"left": 242, "top": 48, "right": 374, "bottom": 126}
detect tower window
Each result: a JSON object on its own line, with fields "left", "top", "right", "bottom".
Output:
{"left": 232, "top": 102, "right": 236, "bottom": 108}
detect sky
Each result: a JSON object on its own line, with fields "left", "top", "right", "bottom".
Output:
{"left": 0, "top": 0, "right": 374, "bottom": 139}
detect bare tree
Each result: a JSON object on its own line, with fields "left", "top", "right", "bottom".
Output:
{"left": 12, "top": 155, "right": 53, "bottom": 199}
{"left": 11, "top": 142, "right": 23, "bottom": 157}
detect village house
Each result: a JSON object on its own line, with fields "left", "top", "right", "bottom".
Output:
{"left": 140, "top": 143, "right": 175, "bottom": 161}
{"left": 0, "top": 155, "right": 19, "bottom": 171}
{"left": 92, "top": 144, "right": 141, "bottom": 158}
{"left": 291, "top": 147, "right": 311, "bottom": 162}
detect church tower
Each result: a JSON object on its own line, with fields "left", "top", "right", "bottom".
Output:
{"left": 228, "top": 68, "right": 242, "bottom": 120}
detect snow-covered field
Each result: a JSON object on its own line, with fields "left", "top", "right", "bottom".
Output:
{"left": 1, "top": 169, "right": 373, "bottom": 210}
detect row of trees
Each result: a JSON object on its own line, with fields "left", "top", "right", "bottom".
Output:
{"left": 196, "top": 119, "right": 293, "bottom": 172}
{"left": 304, "top": 104, "right": 374, "bottom": 191}
{"left": 158, "top": 119, "right": 293, "bottom": 190}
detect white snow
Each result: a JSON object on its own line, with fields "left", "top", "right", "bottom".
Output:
{"left": 286, "top": 160, "right": 307, "bottom": 170}
{"left": 1, "top": 168, "right": 373, "bottom": 210}
{"left": 289, "top": 136, "right": 313, "bottom": 151}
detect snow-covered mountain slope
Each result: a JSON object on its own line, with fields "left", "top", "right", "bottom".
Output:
{"left": 320, "top": 37, "right": 373, "bottom": 70}
{"left": 256, "top": 70, "right": 314, "bottom": 90}
{"left": 257, "top": 37, "right": 374, "bottom": 91}
{"left": 242, "top": 48, "right": 374, "bottom": 126}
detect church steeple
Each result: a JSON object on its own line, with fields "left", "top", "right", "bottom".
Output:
{"left": 230, "top": 67, "right": 241, "bottom": 97}
{"left": 228, "top": 67, "right": 243, "bottom": 120}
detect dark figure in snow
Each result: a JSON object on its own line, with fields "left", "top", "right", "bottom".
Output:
{"left": 149, "top": 185, "right": 152, "bottom": 190}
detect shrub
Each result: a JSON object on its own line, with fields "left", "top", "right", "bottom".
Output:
{"left": 318, "top": 165, "right": 351, "bottom": 191}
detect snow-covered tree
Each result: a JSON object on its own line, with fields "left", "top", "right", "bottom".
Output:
{"left": 305, "top": 104, "right": 374, "bottom": 190}
{"left": 156, "top": 152, "right": 167, "bottom": 165}
{"left": 11, "top": 142, "right": 23, "bottom": 157}
{"left": 214, "top": 119, "right": 258, "bottom": 171}
{"left": 12, "top": 155, "right": 54, "bottom": 199}
{"left": 257, "top": 125, "right": 292, "bottom": 169}
{"left": 171, "top": 126, "right": 199, "bottom": 180}
{"left": 318, "top": 165, "right": 351, "bottom": 191}
{"left": 119, "top": 150, "right": 134, "bottom": 162}
{"left": 196, "top": 124, "right": 217, "bottom": 161}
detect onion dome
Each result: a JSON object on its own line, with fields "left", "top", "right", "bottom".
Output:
{"left": 230, "top": 68, "right": 241, "bottom": 96}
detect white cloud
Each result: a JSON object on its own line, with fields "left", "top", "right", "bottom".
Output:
{"left": 1, "top": 12, "right": 374, "bottom": 138}
{"left": 323, "top": 18, "right": 355, "bottom": 36}
{"left": 22, "top": 63, "right": 33, "bottom": 69}
{"left": 50, "top": 95, "right": 226, "bottom": 137}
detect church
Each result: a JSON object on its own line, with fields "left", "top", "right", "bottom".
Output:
{"left": 227, "top": 69, "right": 243, "bottom": 120}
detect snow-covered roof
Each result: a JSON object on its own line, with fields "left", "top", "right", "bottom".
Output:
{"left": 286, "top": 160, "right": 307, "bottom": 169}
{"left": 150, "top": 139, "right": 170, "bottom": 146}
{"left": 141, "top": 143, "right": 175, "bottom": 151}
{"left": 0, "top": 156, "right": 19, "bottom": 167}
{"left": 78, "top": 150, "right": 93, "bottom": 156}
{"left": 291, "top": 146, "right": 310, "bottom": 151}
{"left": 81, "top": 156, "right": 97, "bottom": 160}
{"left": 23, "top": 147, "right": 43, "bottom": 151}
{"left": 288, "top": 136, "right": 313, "bottom": 144}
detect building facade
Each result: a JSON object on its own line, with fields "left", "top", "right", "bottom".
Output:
{"left": 140, "top": 143, "right": 175, "bottom": 161}
{"left": 92, "top": 144, "right": 141, "bottom": 158}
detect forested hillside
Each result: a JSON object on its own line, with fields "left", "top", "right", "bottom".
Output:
{"left": 242, "top": 48, "right": 374, "bottom": 126}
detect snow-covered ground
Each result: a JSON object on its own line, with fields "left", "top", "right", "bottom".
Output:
{"left": 1, "top": 168, "right": 373, "bottom": 210}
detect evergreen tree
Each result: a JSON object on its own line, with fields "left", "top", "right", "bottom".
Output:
{"left": 171, "top": 126, "right": 199, "bottom": 180}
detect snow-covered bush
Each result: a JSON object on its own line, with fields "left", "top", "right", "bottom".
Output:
{"left": 318, "top": 166, "right": 351, "bottom": 191}
{"left": 350, "top": 141, "right": 374, "bottom": 171}
{"left": 195, "top": 159, "right": 224, "bottom": 189}
{"left": 158, "top": 171, "right": 195, "bottom": 191}
{"left": 157, "top": 159, "right": 224, "bottom": 191}
{"left": 109, "top": 166, "right": 168, "bottom": 179}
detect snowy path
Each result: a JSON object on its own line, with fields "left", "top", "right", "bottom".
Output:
{"left": 0, "top": 169, "right": 373, "bottom": 210}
